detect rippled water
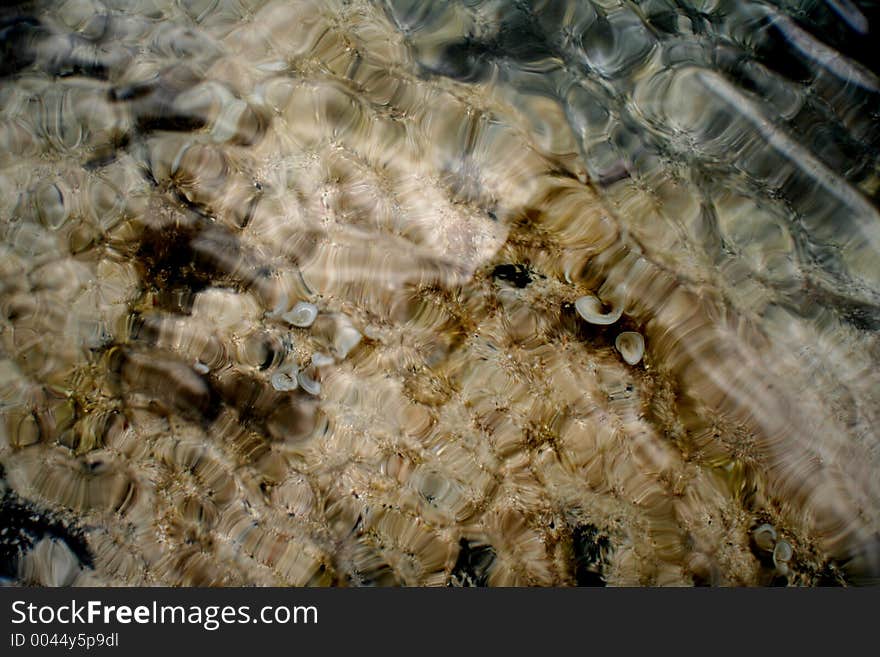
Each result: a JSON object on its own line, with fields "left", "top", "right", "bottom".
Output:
{"left": 1, "top": 0, "right": 879, "bottom": 586}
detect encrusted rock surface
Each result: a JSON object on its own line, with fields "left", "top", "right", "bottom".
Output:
{"left": 1, "top": 0, "right": 879, "bottom": 586}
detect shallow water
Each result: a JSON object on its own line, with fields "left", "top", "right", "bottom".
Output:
{"left": 1, "top": 0, "right": 879, "bottom": 586}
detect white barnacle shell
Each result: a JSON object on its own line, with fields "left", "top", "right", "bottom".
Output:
{"left": 773, "top": 540, "right": 793, "bottom": 569}
{"left": 752, "top": 523, "right": 777, "bottom": 552}
{"left": 297, "top": 370, "right": 321, "bottom": 396}
{"left": 575, "top": 294, "right": 623, "bottom": 325}
{"left": 335, "top": 326, "right": 361, "bottom": 359}
{"left": 270, "top": 366, "right": 299, "bottom": 392}
{"left": 333, "top": 316, "right": 362, "bottom": 359}
{"left": 615, "top": 331, "right": 645, "bottom": 365}
{"left": 282, "top": 301, "right": 318, "bottom": 328}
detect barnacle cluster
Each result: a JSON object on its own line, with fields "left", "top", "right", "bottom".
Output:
{"left": 1, "top": 0, "right": 879, "bottom": 586}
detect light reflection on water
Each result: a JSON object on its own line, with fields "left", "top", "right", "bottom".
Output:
{"left": 1, "top": 0, "right": 879, "bottom": 586}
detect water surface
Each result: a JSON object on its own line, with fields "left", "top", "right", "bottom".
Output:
{"left": 1, "top": 0, "right": 880, "bottom": 586}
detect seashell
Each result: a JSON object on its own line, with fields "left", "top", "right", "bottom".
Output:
{"left": 773, "top": 540, "right": 793, "bottom": 570}
{"left": 333, "top": 316, "right": 362, "bottom": 359}
{"left": 297, "top": 369, "right": 321, "bottom": 396}
{"left": 575, "top": 294, "right": 623, "bottom": 325}
{"left": 335, "top": 326, "right": 362, "bottom": 359}
{"left": 615, "top": 331, "right": 645, "bottom": 365}
{"left": 752, "top": 523, "right": 777, "bottom": 552}
{"left": 270, "top": 367, "right": 299, "bottom": 392}
{"left": 282, "top": 301, "right": 318, "bottom": 328}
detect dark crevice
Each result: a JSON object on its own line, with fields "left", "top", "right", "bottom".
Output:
{"left": 0, "top": 485, "right": 93, "bottom": 580}
{"left": 571, "top": 523, "right": 611, "bottom": 587}
{"left": 492, "top": 263, "right": 533, "bottom": 288}
{"left": 449, "top": 538, "right": 495, "bottom": 586}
